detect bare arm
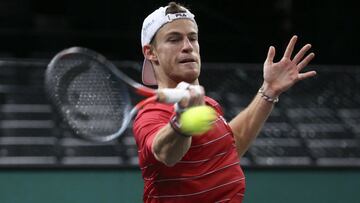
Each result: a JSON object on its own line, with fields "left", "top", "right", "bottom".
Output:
{"left": 152, "top": 85, "right": 205, "bottom": 166}
{"left": 229, "top": 87, "right": 274, "bottom": 157}
{"left": 230, "top": 35, "right": 317, "bottom": 158}
{"left": 152, "top": 124, "right": 192, "bottom": 166}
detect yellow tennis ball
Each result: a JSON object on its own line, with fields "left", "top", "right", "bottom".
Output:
{"left": 179, "top": 105, "right": 217, "bottom": 136}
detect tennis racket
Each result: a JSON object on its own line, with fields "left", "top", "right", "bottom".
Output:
{"left": 45, "top": 47, "right": 189, "bottom": 142}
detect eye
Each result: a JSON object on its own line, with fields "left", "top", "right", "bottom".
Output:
{"left": 167, "top": 36, "right": 181, "bottom": 42}
{"left": 188, "top": 35, "right": 198, "bottom": 41}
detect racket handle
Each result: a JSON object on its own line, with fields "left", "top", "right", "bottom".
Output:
{"left": 157, "top": 89, "right": 190, "bottom": 103}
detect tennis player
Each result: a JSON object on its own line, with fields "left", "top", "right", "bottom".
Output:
{"left": 133, "top": 2, "right": 316, "bottom": 202}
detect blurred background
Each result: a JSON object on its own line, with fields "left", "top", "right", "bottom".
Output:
{"left": 0, "top": 0, "right": 359, "bottom": 202}
{"left": 0, "top": 0, "right": 359, "bottom": 64}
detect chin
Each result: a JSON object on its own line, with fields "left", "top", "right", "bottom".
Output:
{"left": 179, "top": 62, "right": 200, "bottom": 72}
{"left": 173, "top": 72, "right": 199, "bottom": 84}
{"left": 174, "top": 63, "right": 200, "bottom": 80}
{"left": 184, "top": 72, "right": 200, "bottom": 83}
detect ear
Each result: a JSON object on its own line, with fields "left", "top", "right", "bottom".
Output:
{"left": 143, "top": 45, "right": 158, "bottom": 62}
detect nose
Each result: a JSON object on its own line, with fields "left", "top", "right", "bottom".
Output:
{"left": 182, "top": 37, "right": 193, "bottom": 53}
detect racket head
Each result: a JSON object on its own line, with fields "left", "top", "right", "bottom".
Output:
{"left": 45, "top": 47, "right": 133, "bottom": 142}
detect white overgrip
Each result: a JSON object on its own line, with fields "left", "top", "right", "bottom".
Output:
{"left": 157, "top": 88, "right": 190, "bottom": 103}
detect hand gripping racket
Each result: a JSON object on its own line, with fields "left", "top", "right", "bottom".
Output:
{"left": 45, "top": 47, "right": 188, "bottom": 142}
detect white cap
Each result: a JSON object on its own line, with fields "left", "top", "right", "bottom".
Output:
{"left": 141, "top": 6, "right": 196, "bottom": 85}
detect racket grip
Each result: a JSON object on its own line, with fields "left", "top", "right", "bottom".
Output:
{"left": 157, "top": 89, "right": 190, "bottom": 103}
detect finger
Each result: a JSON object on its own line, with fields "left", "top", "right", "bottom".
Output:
{"left": 191, "top": 85, "right": 204, "bottom": 95}
{"left": 193, "top": 92, "right": 205, "bottom": 105}
{"left": 297, "top": 71, "right": 317, "bottom": 81}
{"left": 265, "top": 46, "right": 275, "bottom": 64}
{"left": 193, "top": 86, "right": 205, "bottom": 105}
{"left": 179, "top": 95, "right": 190, "bottom": 108}
{"left": 189, "top": 91, "right": 202, "bottom": 106}
{"left": 188, "top": 86, "right": 204, "bottom": 106}
{"left": 187, "top": 89, "right": 197, "bottom": 107}
{"left": 195, "top": 86, "right": 205, "bottom": 105}
{"left": 283, "top": 35, "right": 298, "bottom": 59}
{"left": 297, "top": 53, "right": 315, "bottom": 71}
{"left": 293, "top": 44, "right": 311, "bottom": 64}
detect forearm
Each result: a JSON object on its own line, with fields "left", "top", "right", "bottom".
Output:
{"left": 152, "top": 124, "right": 192, "bottom": 166}
{"left": 229, "top": 35, "right": 316, "bottom": 158}
{"left": 229, "top": 86, "right": 276, "bottom": 157}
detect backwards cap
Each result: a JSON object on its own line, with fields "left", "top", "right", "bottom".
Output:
{"left": 141, "top": 5, "right": 196, "bottom": 85}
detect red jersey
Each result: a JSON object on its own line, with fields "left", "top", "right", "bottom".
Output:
{"left": 133, "top": 97, "right": 245, "bottom": 202}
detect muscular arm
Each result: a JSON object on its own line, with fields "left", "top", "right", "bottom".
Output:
{"left": 230, "top": 35, "right": 316, "bottom": 158}
{"left": 151, "top": 85, "right": 205, "bottom": 167}
{"left": 152, "top": 124, "right": 192, "bottom": 166}
{"left": 229, "top": 85, "right": 276, "bottom": 157}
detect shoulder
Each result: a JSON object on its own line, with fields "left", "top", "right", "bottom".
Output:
{"left": 134, "top": 102, "right": 174, "bottom": 125}
{"left": 132, "top": 102, "right": 174, "bottom": 148}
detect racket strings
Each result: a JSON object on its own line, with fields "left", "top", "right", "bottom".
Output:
{"left": 49, "top": 54, "right": 130, "bottom": 140}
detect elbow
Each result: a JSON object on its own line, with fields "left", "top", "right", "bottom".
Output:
{"left": 154, "top": 152, "right": 179, "bottom": 167}
{"left": 153, "top": 146, "right": 180, "bottom": 167}
{"left": 162, "top": 159, "right": 178, "bottom": 167}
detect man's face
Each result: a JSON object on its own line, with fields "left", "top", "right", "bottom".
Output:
{"left": 151, "top": 19, "right": 201, "bottom": 85}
